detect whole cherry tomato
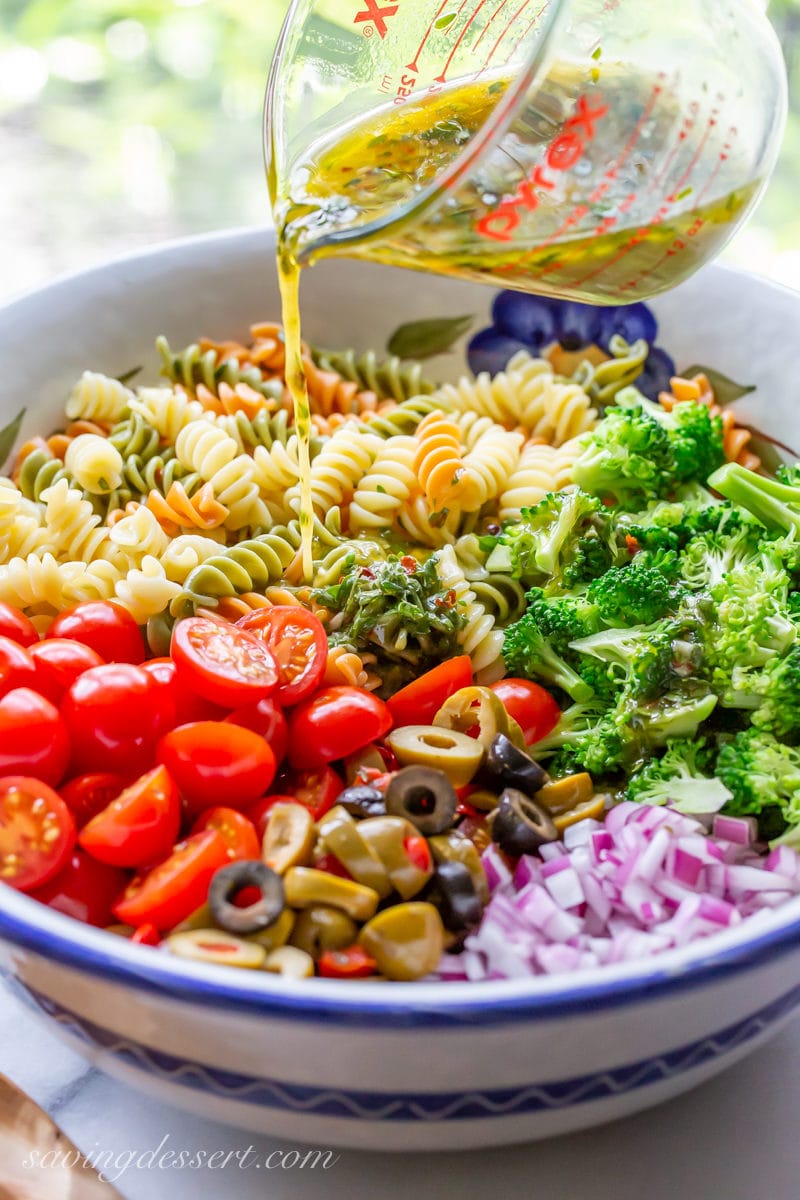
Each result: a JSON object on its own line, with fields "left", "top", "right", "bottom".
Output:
{"left": 247, "top": 765, "right": 345, "bottom": 838}
{"left": 171, "top": 617, "right": 278, "bottom": 709}
{"left": 79, "top": 765, "right": 181, "bottom": 869}
{"left": 0, "top": 776, "right": 76, "bottom": 891}
{"left": 287, "top": 687, "right": 392, "bottom": 769}
{"left": 59, "top": 773, "right": 129, "bottom": 828}
{"left": 29, "top": 639, "right": 104, "bottom": 705}
{"left": 0, "top": 602, "right": 39, "bottom": 648}
{"left": 387, "top": 657, "right": 473, "bottom": 728}
{"left": 157, "top": 721, "right": 276, "bottom": 815}
{"left": 113, "top": 829, "right": 230, "bottom": 930}
{"left": 191, "top": 807, "right": 261, "bottom": 861}
{"left": 62, "top": 664, "right": 174, "bottom": 777}
{"left": 47, "top": 600, "right": 145, "bottom": 664}
{"left": 29, "top": 848, "right": 129, "bottom": 926}
{"left": 0, "top": 637, "right": 37, "bottom": 701}
{"left": 225, "top": 697, "right": 288, "bottom": 764}
{"left": 489, "top": 679, "right": 561, "bottom": 745}
{"left": 0, "top": 690, "right": 70, "bottom": 786}
{"left": 141, "top": 658, "right": 224, "bottom": 726}
{"left": 236, "top": 607, "right": 327, "bottom": 706}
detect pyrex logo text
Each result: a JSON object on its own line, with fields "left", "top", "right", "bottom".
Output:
{"left": 354, "top": 0, "right": 399, "bottom": 39}
{"left": 476, "top": 94, "right": 609, "bottom": 242}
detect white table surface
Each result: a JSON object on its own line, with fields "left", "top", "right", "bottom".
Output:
{"left": 0, "top": 982, "right": 798, "bottom": 1199}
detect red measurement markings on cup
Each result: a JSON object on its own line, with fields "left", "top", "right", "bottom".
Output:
{"left": 405, "top": 1, "right": 452, "bottom": 72}
{"left": 500, "top": 1, "right": 548, "bottom": 69}
{"left": 435, "top": 0, "right": 494, "bottom": 84}
{"left": 476, "top": 93, "right": 610, "bottom": 242}
{"left": 354, "top": 0, "right": 399, "bottom": 39}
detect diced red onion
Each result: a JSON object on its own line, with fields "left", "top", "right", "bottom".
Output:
{"left": 481, "top": 845, "right": 513, "bottom": 894}
{"left": 712, "top": 814, "right": 757, "bottom": 846}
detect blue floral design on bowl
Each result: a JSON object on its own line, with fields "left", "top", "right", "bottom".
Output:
{"left": 468, "top": 293, "right": 676, "bottom": 401}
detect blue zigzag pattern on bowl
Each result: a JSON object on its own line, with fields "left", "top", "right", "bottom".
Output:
{"left": 25, "top": 982, "right": 800, "bottom": 1121}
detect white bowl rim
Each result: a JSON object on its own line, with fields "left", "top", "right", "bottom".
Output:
{"left": 2, "top": 227, "right": 800, "bottom": 1027}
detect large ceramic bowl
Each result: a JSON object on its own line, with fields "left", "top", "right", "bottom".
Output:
{"left": 1, "top": 228, "right": 800, "bottom": 1152}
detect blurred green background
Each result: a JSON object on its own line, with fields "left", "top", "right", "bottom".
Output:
{"left": 1, "top": 0, "right": 799, "bottom": 300}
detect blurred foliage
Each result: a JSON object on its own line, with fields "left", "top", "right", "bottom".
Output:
{"left": 0, "top": 0, "right": 799, "bottom": 295}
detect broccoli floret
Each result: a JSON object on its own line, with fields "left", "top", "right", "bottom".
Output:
{"left": 710, "top": 462, "right": 800, "bottom": 536}
{"left": 502, "top": 607, "right": 595, "bottom": 703}
{"left": 486, "top": 489, "right": 613, "bottom": 586}
{"left": 573, "top": 401, "right": 674, "bottom": 509}
{"left": 717, "top": 729, "right": 800, "bottom": 825}
{"left": 617, "top": 686, "right": 719, "bottom": 750}
{"left": 569, "top": 623, "right": 676, "bottom": 701}
{"left": 587, "top": 557, "right": 685, "bottom": 625}
{"left": 523, "top": 588, "right": 602, "bottom": 655}
{"left": 747, "top": 646, "right": 800, "bottom": 739}
{"left": 626, "top": 738, "right": 732, "bottom": 814}
{"left": 680, "top": 523, "right": 763, "bottom": 592}
{"left": 573, "top": 391, "right": 724, "bottom": 509}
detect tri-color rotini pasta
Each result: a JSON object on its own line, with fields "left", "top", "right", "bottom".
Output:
{"left": 3, "top": 315, "right": 672, "bottom": 687}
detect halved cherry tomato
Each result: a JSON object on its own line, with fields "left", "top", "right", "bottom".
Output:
{"left": 113, "top": 829, "right": 230, "bottom": 930}
{"left": 0, "top": 603, "right": 39, "bottom": 648}
{"left": 403, "top": 835, "right": 432, "bottom": 874}
{"left": 131, "top": 922, "right": 161, "bottom": 946}
{"left": 29, "top": 639, "right": 104, "bottom": 705}
{"left": 79, "top": 765, "right": 181, "bottom": 869}
{"left": 141, "top": 658, "right": 224, "bottom": 726}
{"left": 0, "top": 690, "right": 70, "bottom": 786}
{"left": 47, "top": 600, "right": 145, "bottom": 664}
{"left": 28, "top": 848, "right": 129, "bottom": 925}
{"left": 318, "top": 945, "right": 377, "bottom": 979}
{"left": 0, "top": 776, "right": 76, "bottom": 892}
{"left": 191, "top": 807, "right": 261, "bottom": 861}
{"left": 157, "top": 721, "right": 276, "bottom": 815}
{"left": 280, "top": 764, "right": 344, "bottom": 822}
{"left": 59, "top": 773, "right": 129, "bottom": 829}
{"left": 0, "top": 638, "right": 36, "bottom": 700}
{"left": 62, "top": 664, "right": 174, "bottom": 777}
{"left": 172, "top": 617, "right": 278, "bottom": 709}
{"left": 226, "top": 697, "right": 288, "bottom": 764}
{"left": 490, "top": 679, "right": 561, "bottom": 745}
{"left": 287, "top": 687, "right": 392, "bottom": 769}
{"left": 236, "top": 607, "right": 327, "bottom": 706}
{"left": 387, "top": 656, "right": 473, "bottom": 727}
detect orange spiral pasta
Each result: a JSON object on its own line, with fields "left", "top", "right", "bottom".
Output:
{"left": 193, "top": 380, "right": 275, "bottom": 420}
{"left": 414, "top": 410, "right": 477, "bottom": 512}
{"left": 146, "top": 482, "right": 229, "bottom": 535}
{"left": 301, "top": 355, "right": 379, "bottom": 418}
{"left": 660, "top": 374, "right": 761, "bottom": 472}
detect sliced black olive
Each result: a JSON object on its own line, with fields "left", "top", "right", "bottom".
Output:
{"left": 424, "top": 861, "right": 483, "bottom": 938}
{"left": 491, "top": 789, "right": 558, "bottom": 857}
{"left": 385, "top": 766, "right": 457, "bottom": 836}
{"left": 482, "top": 734, "right": 548, "bottom": 796}
{"left": 208, "top": 860, "right": 285, "bottom": 936}
{"left": 338, "top": 785, "right": 386, "bottom": 820}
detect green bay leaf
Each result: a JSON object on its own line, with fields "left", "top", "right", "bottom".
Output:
{"left": 387, "top": 315, "right": 473, "bottom": 360}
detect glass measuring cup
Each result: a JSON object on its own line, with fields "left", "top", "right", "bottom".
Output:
{"left": 265, "top": 0, "right": 787, "bottom": 304}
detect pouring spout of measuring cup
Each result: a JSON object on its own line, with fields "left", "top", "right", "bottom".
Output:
{"left": 265, "top": 0, "right": 787, "bottom": 306}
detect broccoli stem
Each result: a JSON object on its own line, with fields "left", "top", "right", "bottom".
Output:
{"left": 709, "top": 463, "right": 800, "bottom": 534}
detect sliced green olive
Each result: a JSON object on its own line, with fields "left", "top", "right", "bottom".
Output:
{"left": 290, "top": 906, "right": 359, "bottom": 960}
{"left": 343, "top": 744, "right": 385, "bottom": 785}
{"left": 386, "top": 725, "right": 483, "bottom": 787}
{"left": 317, "top": 806, "right": 392, "bottom": 897}
{"left": 358, "top": 815, "right": 434, "bottom": 900}
{"left": 491, "top": 788, "right": 559, "bottom": 857}
{"left": 208, "top": 860, "right": 285, "bottom": 936}
{"left": 246, "top": 907, "right": 295, "bottom": 950}
{"left": 425, "top": 861, "right": 483, "bottom": 937}
{"left": 359, "top": 903, "right": 445, "bottom": 982}
{"left": 536, "top": 773, "right": 595, "bottom": 816}
{"left": 429, "top": 832, "right": 489, "bottom": 905}
{"left": 166, "top": 929, "right": 266, "bottom": 969}
{"left": 264, "top": 945, "right": 315, "bottom": 979}
{"left": 338, "top": 785, "right": 386, "bottom": 820}
{"left": 464, "top": 788, "right": 500, "bottom": 813}
{"left": 262, "top": 802, "right": 316, "bottom": 875}
{"left": 484, "top": 734, "right": 549, "bottom": 796}
{"left": 172, "top": 903, "right": 213, "bottom": 933}
{"left": 553, "top": 793, "right": 609, "bottom": 833}
{"left": 284, "top": 867, "right": 380, "bottom": 921}
{"left": 385, "top": 766, "right": 457, "bottom": 836}
{"left": 434, "top": 686, "right": 526, "bottom": 751}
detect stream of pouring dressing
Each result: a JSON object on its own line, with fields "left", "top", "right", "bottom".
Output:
{"left": 271, "top": 70, "right": 759, "bottom": 580}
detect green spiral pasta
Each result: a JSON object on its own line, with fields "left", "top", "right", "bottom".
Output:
{"left": 312, "top": 347, "right": 436, "bottom": 403}
{"left": 157, "top": 335, "right": 283, "bottom": 402}
{"left": 169, "top": 532, "right": 299, "bottom": 617}
{"left": 364, "top": 394, "right": 448, "bottom": 440}
{"left": 572, "top": 336, "right": 650, "bottom": 408}
{"left": 17, "top": 449, "right": 71, "bottom": 503}
{"left": 109, "top": 412, "right": 162, "bottom": 462}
